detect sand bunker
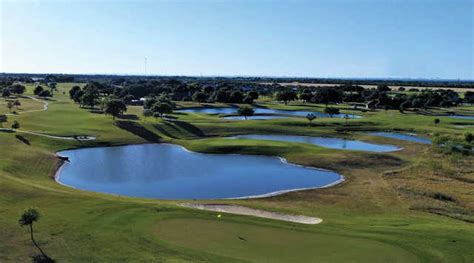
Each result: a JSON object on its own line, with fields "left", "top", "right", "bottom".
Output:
{"left": 180, "top": 203, "right": 322, "bottom": 224}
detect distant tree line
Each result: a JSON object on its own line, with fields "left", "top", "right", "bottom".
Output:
{"left": 65, "top": 78, "right": 473, "bottom": 116}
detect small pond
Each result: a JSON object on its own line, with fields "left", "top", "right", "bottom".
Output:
{"left": 222, "top": 115, "right": 288, "bottom": 120}
{"left": 56, "top": 144, "right": 342, "bottom": 199}
{"left": 178, "top": 107, "right": 237, "bottom": 115}
{"left": 229, "top": 134, "right": 401, "bottom": 152}
{"left": 445, "top": 115, "right": 474, "bottom": 120}
{"left": 178, "top": 107, "right": 361, "bottom": 119}
{"left": 369, "top": 132, "right": 431, "bottom": 144}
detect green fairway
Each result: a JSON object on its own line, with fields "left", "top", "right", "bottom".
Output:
{"left": 155, "top": 218, "right": 419, "bottom": 263}
{"left": 0, "top": 82, "right": 473, "bottom": 262}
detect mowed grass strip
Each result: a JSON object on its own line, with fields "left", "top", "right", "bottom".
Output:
{"left": 154, "top": 218, "right": 420, "bottom": 263}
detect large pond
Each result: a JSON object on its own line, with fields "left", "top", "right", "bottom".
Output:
{"left": 56, "top": 144, "right": 342, "bottom": 199}
{"left": 178, "top": 107, "right": 361, "bottom": 119}
{"left": 369, "top": 132, "right": 431, "bottom": 144}
{"left": 229, "top": 134, "right": 401, "bottom": 152}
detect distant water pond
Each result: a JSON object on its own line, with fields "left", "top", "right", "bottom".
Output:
{"left": 369, "top": 132, "right": 431, "bottom": 145}
{"left": 178, "top": 107, "right": 237, "bottom": 115}
{"left": 445, "top": 115, "right": 474, "bottom": 120}
{"left": 56, "top": 144, "right": 342, "bottom": 199}
{"left": 229, "top": 134, "right": 401, "bottom": 152}
{"left": 178, "top": 107, "right": 361, "bottom": 119}
{"left": 222, "top": 115, "right": 288, "bottom": 120}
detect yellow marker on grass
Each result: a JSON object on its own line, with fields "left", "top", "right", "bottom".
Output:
{"left": 217, "top": 214, "right": 221, "bottom": 218}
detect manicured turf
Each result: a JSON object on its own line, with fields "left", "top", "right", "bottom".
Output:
{"left": 154, "top": 218, "right": 419, "bottom": 262}
{"left": 0, "top": 83, "right": 473, "bottom": 262}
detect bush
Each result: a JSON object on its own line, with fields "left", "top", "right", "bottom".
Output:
{"left": 11, "top": 120, "right": 20, "bottom": 129}
{"left": 464, "top": 132, "right": 473, "bottom": 143}
{"left": 38, "top": 90, "right": 52, "bottom": 97}
{"left": 324, "top": 107, "right": 340, "bottom": 117}
{"left": 0, "top": 114, "right": 7, "bottom": 123}
{"left": 237, "top": 106, "right": 254, "bottom": 120}
{"left": 33, "top": 86, "right": 44, "bottom": 96}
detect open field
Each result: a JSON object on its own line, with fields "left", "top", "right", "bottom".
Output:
{"left": 261, "top": 82, "right": 474, "bottom": 93}
{"left": 1, "top": 83, "right": 473, "bottom": 262}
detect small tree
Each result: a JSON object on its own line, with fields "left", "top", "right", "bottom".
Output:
{"left": 344, "top": 114, "right": 350, "bottom": 125}
{"left": 14, "top": 100, "right": 21, "bottom": 109}
{"left": 143, "top": 97, "right": 158, "bottom": 109}
{"left": 105, "top": 99, "right": 127, "bottom": 120}
{"left": 2, "top": 88, "right": 11, "bottom": 99}
{"left": 11, "top": 120, "right": 20, "bottom": 129}
{"left": 19, "top": 208, "right": 40, "bottom": 245}
{"left": 72, "top": 90, "right": 85, "bottom": 105}
{"left": 243, "top": 96, "right": 254, "bottom": 104}
{"left": 276, "top": 91, "right": 297, "bottom": 105}
{"left": 377, "top": 84, "right": 391, "bottom": 92}
{"left": 7, "top": 101, "right": 14, "bottom": 112}
{"left": 192, "top": 91, "right": 208, "bottom": 103}
{"left": 80, "top": 89, "right": 99, "bottom": 109}
{"left": 324, "top": 107, "right": 340, "bottom": 118}
{"left": 248, "top": 91, "right": 259, "bottom": 100}
{"left": 143, "top": 109, "right": 152, "bottom": 120}
{"left": 33, "top": 86, "right": 44, "bottom": 96}
{"left": 399, "top": 100, "right": 411, "bottom": 113}
{"left": 0, "top": 114, "right": 7, "bottom": 123}
{"left": 434, "top": 118, "right": 440, "bottom": 126}
{"left": 151, "top": 102, "right": 173, "bottom": 118}
{"left": 237, "top": 106, "right": 254, "bottom": 120}
{"left": 306, "top": 113, "right": 316, "bottom": 124}
{"left": 122, "top": 94, "right": 135, "bottom": 105}
{"left": 69, "top": 86, "right": 81, "bottom": 100}
{"left": 10, "top": 84, "right": 26, "bottom": 94}
{"left": 19, "top": 208, "right": 51, "bottom": 261}
{"left": 38, "top": 90, "right": 52, "bottom": 98}
{"left": 230, "top": 91, "right": 244, "bottom": 103}
{"left": 465, "top": 132, "right": 473, "bottom": 143}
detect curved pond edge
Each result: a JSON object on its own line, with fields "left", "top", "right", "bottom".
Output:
{"left": 53, "top": 143, "right": 345, "bottom": 200}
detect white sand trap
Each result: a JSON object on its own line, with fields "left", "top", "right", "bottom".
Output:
{"left": 180, "top": 203, "right": 322, "bottom": 224}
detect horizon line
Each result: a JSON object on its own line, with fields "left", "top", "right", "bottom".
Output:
{"left": 1, "top": 72, "right": 473, "bottom": 82}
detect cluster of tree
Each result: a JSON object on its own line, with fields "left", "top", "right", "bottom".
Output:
{"left": 5, "top": 100, "right": 21, "bottom": 112}
{"left": 397, "top": 90, "right": 461, "bottom": 111}
{"left": 465, "top": 91, "right": 474, "bottom": 104}
{"left": 44, "top": 74, "right": 74, "bottom": 83}
{"left": 66, "top": 79, "right": 471, "bottom": 118}
{"left": 143, "top": 94, "right": 174, "bottom": 118}
{"left": 432, "top": 132, "right": 473, "bottom": 156}
{"left": 33, "top": 85, "right": 53, "bottom": 97}
{"left": 3, "top": 73, "right": 473, "bottom": 89}
{"left": 261, "top": 77, "right": 474, "bottom": 89}
{"left": 102, "top": 97, "right": 127, "bottom": 119}
{"left": 69, "top": 83, "right": 128, "bottom": 119}
{"left": 65, "top": 79, "right": 266, "bottom": 107}
{"left": 192, "top": 89, "right": 259, "bottom": 104}
{"left": 69, "top": 84, "right": 100, "bottom": 108}
{"left": 1, "top": 84, "right": 26, "bottom": 99}
{"left": 294, "top": 86, "right": 467, "bottom": 111}
{"left": 276, "top": 88, "right": 344, "bottom": 106}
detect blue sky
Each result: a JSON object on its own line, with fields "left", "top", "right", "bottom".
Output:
{"left": 1, "top": 0, "right": 472, "bottom": 79}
